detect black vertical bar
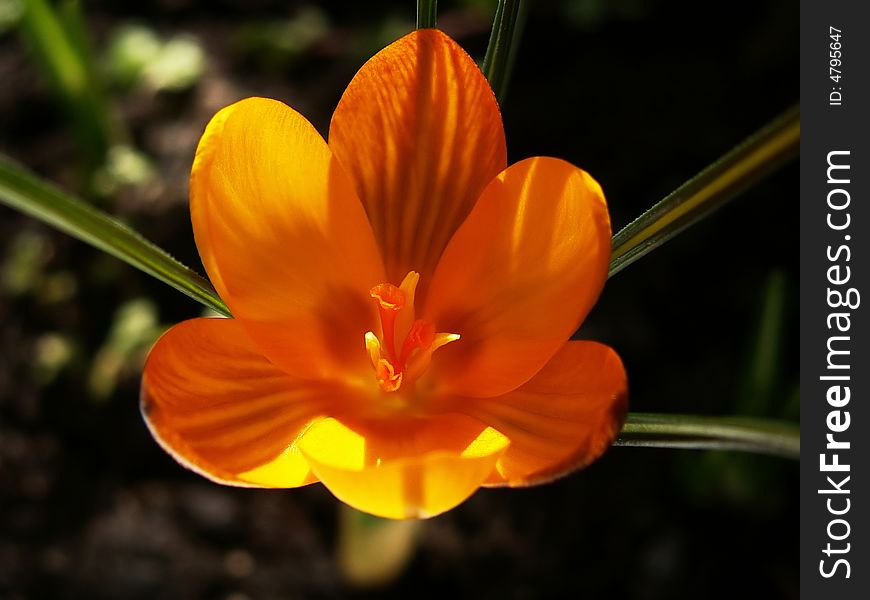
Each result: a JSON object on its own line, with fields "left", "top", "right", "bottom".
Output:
{"left": 801, "top": 1, "right": 869, "bottom": 596}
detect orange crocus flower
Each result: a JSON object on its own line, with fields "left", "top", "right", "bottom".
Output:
{"left": 141, "top": 29, "right": 628, "bottom": 519}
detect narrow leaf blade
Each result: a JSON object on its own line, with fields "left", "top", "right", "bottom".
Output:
{"left": 609, "top": 106, "right": 799, "bottom": 277}
{"left": 0, "top": 155, "right": 230, "bottom": 317}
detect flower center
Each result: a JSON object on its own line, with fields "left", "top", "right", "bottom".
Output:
{"left": 365, "top": 271, "right": 459, "bottom": 393}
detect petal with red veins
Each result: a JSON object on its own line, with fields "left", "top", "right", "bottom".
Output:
{"left": 330, "top": 29, "right": 507, "bottom": 283}
{"left": 191, "top": 97, "right": 385, "bottom": 379}
{"left": 459, "top": 341, "right": 628, "bottom": 486}
{"left": 141, "top": 318, "right": 359, "bottom": 488}
{"left": 424, "top": 157, "right": 612, "bottom": 398}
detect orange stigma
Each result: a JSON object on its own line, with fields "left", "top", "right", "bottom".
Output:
{"left": 365, "top": 272, "right": 459, "bottom": 393}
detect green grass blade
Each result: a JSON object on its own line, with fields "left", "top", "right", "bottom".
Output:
{"left": 0, "top": 156, "right": 230, "bottom": 317}
{"left": 19, "top": 0, "right": 117, "bottom": 169}
{"left": 416, "top": 0, "right": 437, "bottom": 29}
{"left": 616, "top": 412, "right": 799, "bottom": 460}
{"left": 482, "top": 0, "right": 526, "bottom": 103}
{"left": 737, "top": 270, "right": 788, "bottom": 414}
{"left": 609, "top": 106, "right": 799, "bottom": 278}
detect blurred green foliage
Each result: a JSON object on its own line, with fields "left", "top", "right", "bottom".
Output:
{"left": 1, "top": 229, "right": 49, "bottom": 296}
{"left": 88, "top": 298, "right": 164, "bottom": 401}
{"left": 561, "top": 0, "right": 649, "bottom": 30}
{"left": 0, "top": 0, "right": 22, "bottom": 34}
{"left": 18, "top": 0, "right": 117, "bottom": 178}
{"left": 32, "top": 332, "right": 75, "bottom": 387}
{"left": 233, "top": 7, "right": 330, "bottom": 71}
{"left": 353, "top": 15, "right": 416, "bottom": 60}
{"left": 677, "top": 270, "right": 797, "bottom": 510}
{"left": 105, "top": 24, "right": 205, "bottom": 92}
{"left": 91, "top": 145, "right": 156, "bottom": 197}
{"left": 0, "top": 229, "right": 79, "bottom": 304}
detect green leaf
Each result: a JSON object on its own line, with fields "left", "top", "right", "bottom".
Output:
{"left": 416, "top": 0, "right": 437, "bottom": 29}
{"left": 616, "top": 412, "right": 799, "bottom": 460}
{"left": 482, "top": 0, "right": 526, "bottom": 103}
{"left": 609, "top": 106, "right": 799, "bottom": 278}
{"left": 0, "top": 155, "right": 230, "bottom": 317}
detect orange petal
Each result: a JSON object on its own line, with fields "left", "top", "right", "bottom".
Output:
{"left": 141, "top": 318, "right": 355, "bottom": 488}
{"left": 460, "top": 341, "right": 628, "bottom": 486}
{"left": 329, "top": 29, "right": 507, "bottom": 283}
{"left": 191, "top": 97, "right": 385, "bottom": 379}
{"left": 297, "top": 414, "right": 509, "bottom": 519}
{"left": 423, "top": 157, "right": 612, "bottom": 397}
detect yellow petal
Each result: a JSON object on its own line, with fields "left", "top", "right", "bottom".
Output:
{"left": 141, "top": 318, "right": 356, "bottom": 487}
{"left": 191, "top": 97, "right": 385, "bottom": 379}
{"left": 460, "top": 341, "right": 628, "bottom": 486}
{"left": 423, "top": 157, "right": 612, "bottom": 397}
{"left": 297, "top": 415, "right": 508, "bottom": 519}
{"left": 329, "top": 29, "right": 507, "bottom": 283}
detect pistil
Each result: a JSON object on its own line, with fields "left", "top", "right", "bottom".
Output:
{"left": 364, "top": 271, "right": 459, "bottom": 393}
{"left": 370, "top": 283, "right": 404, "bottom": 361}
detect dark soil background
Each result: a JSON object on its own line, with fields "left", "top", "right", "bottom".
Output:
{"left": 0, "top": 0, "right": 798, "bottom": 598}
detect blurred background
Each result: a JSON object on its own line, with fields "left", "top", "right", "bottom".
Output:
{"left": 0, "top": 0, "right": 798, "bottom": 598}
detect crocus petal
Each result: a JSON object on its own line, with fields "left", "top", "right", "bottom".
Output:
{"left": 297, "top": 415, "right": 509, "bottom": 519}
{"left": 141, "top": 318, "right": 355, "bottom": 487}
{"left": 423, "top": 157, "right": 612, "bottom": 397}
{"left": 329, "top": 29, "right": 507, "bottom": 283}
{"left": 461, "top": 341, "right": 628, "bottom": 486}
{"left": 191, "top": 97, "right": 385, "bottom": 379}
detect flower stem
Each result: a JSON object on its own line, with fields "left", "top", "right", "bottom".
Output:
{"left": 416, "top": 0, "right": 437, "bottom": 29}
{"left": 609, "top": 105, "right": 800, "bottom": 278}
{"left": 616, "top": 412, "right": 799, "bottom": 460}
{"left": 337, "top": 505, "right": 420, "bottom": 586}
{"left": 482, "top": 0, "right": 526, "bottom": 103}
{"left": 0, "top": 155, "right": 231, "bottom": 317}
